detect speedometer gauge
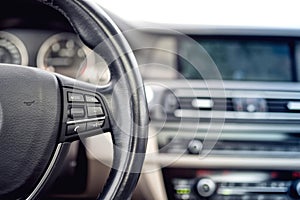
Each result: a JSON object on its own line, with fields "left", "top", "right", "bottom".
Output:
{"left": 37, "top": 32, "right": 110, "bottom": 84}
{"left": 0, "top": 31, "right": 28, "bottom": 65}
{"left": 36, "top": 32, "right": 91, "bottom": 78}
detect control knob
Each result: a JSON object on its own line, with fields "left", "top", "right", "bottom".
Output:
{"left": 188, "top": 140, "right": 203, "bottom": 154}
{"left": 196, "top": 178, "right": 216, "bottom": 198}
{"left": 289, "top": 180, "right": 300, "bottom": 199}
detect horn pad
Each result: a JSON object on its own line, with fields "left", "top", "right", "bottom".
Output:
{"left": 0, "top": 65, "right": 61, "bottom": 199}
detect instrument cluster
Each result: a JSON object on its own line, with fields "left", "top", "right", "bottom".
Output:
{"left": 0, "top": 31, "right": 110, "bottom": 85}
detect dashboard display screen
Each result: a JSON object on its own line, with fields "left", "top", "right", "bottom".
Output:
{"left": 179, "top": 38, "right": 293, "bottom": 81}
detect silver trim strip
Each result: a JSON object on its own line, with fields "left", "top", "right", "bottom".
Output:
{"left": 156, "top": 122, "right": 300, "bottom": 132}
{"left": 26, "top": 143, "right": 62, "bottom": 200}
{"left": 211, "top": 150, "right": 300, "bottom": 157}
{"left": 218, "top": 186, "right": 288, "bottom": 195}
{"left": 67, "top": 116, "right": 105, "bottom": 125}
{"left": 145, "top": 154, "right": 300, "bottom": 170}
{"left": 147, "top": 80, "right": 300, "bottom": 92}
{"left": 175, "top": 89, "right": 300, "bottom": 99}
{"left": 174, "top": 109, "right": 300, "bottom": 120}
{"left": 154, "top": 122, "right": 300, "bottom": 132}
{"left": 158, "top": 131, "right": 289, "bottom": 143}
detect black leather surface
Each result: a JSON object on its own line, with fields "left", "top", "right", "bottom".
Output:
{"left": 0, "top": 65, "right": 61, "bottom": 199}
{"left": 39, "top": 0, "right": 149, "bottom": 199}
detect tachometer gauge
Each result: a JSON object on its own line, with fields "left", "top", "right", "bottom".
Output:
{"left": 0, "top": 31, "right": 28, "bottom": 65}
{"left": 37, "top": 32, "right": 90, "bottom": 78}
{"left": 37, "top": 32, "right": 110, "bottom": 84}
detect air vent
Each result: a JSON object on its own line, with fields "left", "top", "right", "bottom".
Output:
{"left": 160, "top": 88, "right": 300, "bottom": 122}
{"left": 177, "top": 97, "right": 300, "bottom": 113}
{"left": 178, "top": 97, "right": 229, "bottom": 111}
{"left": 159, "top": 137, "right": 300, "bottom": 157}
{"left": 267, "top": 99, "right": 300, "bottom": 113}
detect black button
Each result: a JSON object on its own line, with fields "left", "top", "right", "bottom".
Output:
{"left": 87, "top": 106, "right": 104, "bottom": 117}
{"left": 68, "top": 92, "right": 84, "bottom": 102}
{"left": 85, "top": 95, "right": 100, "bottom": 103}
{"left": 87, "top": 120, "right": 104, "bottom": 131}
{"left": 67, "top": 123, "right": 87, "bottom": 135}
{"left": 69, "top": 107, "right": 85, "bottom": 118}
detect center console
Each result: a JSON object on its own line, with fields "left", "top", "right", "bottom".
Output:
{"left": 147, "top": 80, "right": 300, "bottom": 200}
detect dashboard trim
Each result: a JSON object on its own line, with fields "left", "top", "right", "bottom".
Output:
{"left": 146, "top": 154, "right": 300, "bottom": 170}
{"left": 175, "top": 89, "right": 300, "bottom": 99}
{"left": 174, "top": 109, "right": 300, "bottom": 120}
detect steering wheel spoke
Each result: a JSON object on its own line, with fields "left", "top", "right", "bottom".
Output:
{"left": 56, "top": 74, "right": 112, "bottom": 142}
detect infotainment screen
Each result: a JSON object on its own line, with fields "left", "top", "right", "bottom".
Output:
{"left": 178, "top": 37, "right": 293, "bottom": 82}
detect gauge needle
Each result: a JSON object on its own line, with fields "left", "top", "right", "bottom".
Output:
{"left": 78, "top": 62, "right": 88, "bottom": 76}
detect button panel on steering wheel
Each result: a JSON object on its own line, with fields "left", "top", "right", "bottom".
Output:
{"left": 62, "top": 88, "right": 110, "bottom": 142}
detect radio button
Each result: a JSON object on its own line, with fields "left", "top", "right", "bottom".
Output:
{"left": 67, "top": 123, "right": 86, "bottom": 135}
{"left": 69, "top": 107, "right": 85, "bottom": 118}
{"left": 85, "top": 95, "right": 100, "bottom": 103}
{"left": 87, "top": 106, "right": 104, "bottom": 117}
{"left": 68, "top": 92, "right": 84, "bottom": 102}
{"left": 87, "top": 120, "right": 104, "bottom": 131}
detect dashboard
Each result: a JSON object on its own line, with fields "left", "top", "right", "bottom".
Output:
{"left": 3, "top": 27, "right": 300, "bottom": 200}
{"left": 2, "top": 1, "right": 300, "bottom": 200}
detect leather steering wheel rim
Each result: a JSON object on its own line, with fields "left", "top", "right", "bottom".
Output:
{"left": 0, "top": 0, "right": 149, "bottom": 199}
{"left": 42, "top": 0, "right": 149, "bottom": 199}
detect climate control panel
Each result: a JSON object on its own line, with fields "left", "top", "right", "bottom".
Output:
{"left": 163, "top": 168, "right": 300, "bottom": 200}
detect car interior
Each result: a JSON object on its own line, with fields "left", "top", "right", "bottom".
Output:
{"left": 1, "top": 0, "right": 300, "bottom": 200}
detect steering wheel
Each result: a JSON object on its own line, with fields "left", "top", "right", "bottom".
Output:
{"left": 0, "top": 0, "right": 149, "bottom": 199}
